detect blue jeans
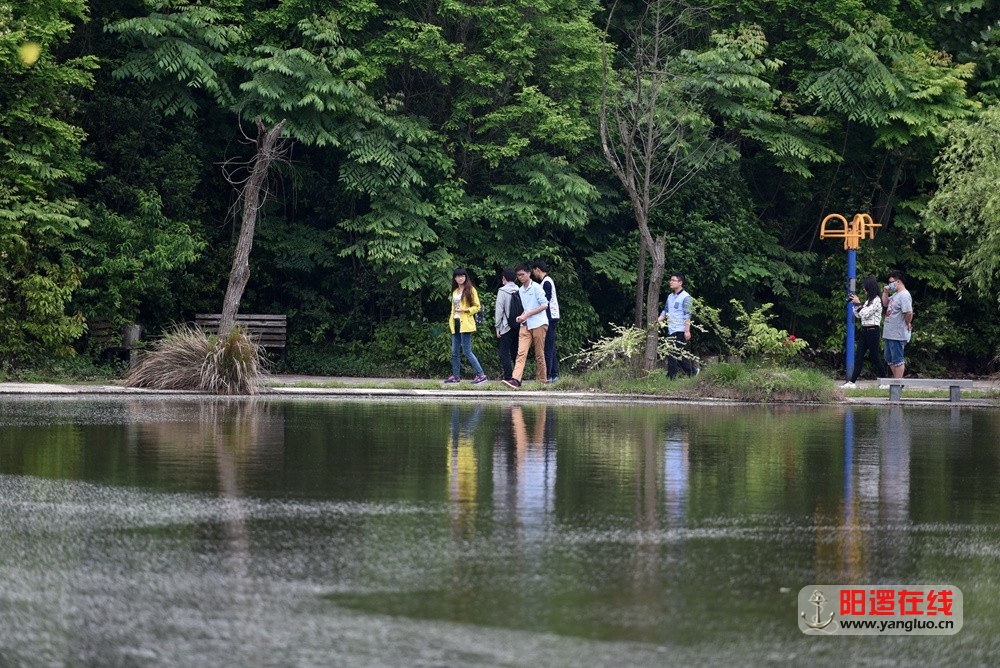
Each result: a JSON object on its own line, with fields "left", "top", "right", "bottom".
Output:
{"left": 452, "top": 332, "right": 484, "bottom": 377}
{"left": 884, "top": 338, "right": 906, "bottom": 367}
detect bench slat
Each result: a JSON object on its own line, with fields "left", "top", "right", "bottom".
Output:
{"left": 195, "top": 314, "right": 287, "bottom": 349}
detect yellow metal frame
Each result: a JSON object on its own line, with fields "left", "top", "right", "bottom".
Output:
{"left": 819, "top": 213, "right": 881, "bottom": 250}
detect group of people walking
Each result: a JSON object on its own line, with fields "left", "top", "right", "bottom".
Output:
{"left": 446, "top": 263, "right": 914, "bottom": 388}
{"left": 446, "top": 261, "right": 560, "bottom": 388}
{"left": 841, "top": 269, "right": 914, "bottom": 388}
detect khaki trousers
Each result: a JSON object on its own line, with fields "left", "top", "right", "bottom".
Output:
{"left": 512, "top": 324, "right": 547, "bottom": 382}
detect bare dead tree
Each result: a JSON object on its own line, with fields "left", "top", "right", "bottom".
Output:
{"left": 218, "top": 117, "right": 289, "bottom": 337}
{"left": 599, "top": 0, "right": 724, "bottom": 370}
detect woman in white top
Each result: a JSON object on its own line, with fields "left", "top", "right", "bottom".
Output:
{"left": 842, "top": 275, "right": 889, "bottom": 387}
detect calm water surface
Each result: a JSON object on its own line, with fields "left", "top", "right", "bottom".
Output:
{"left": 1, "top": 397, "right": 998, "bottom": 666}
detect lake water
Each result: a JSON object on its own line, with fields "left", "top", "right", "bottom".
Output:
{"left": 1, "top": 397, "right": 998, "bottom": 666}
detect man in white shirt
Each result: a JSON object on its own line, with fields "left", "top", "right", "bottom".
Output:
{"left": 503, "top": 263, "right": 549, "bottom": 388}
{"left": 532, "top": 260, "right": 560, "bottom": 383}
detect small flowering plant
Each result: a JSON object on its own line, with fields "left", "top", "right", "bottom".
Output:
{"left": 731, "top": 300, "right": 809, "bottom": 362}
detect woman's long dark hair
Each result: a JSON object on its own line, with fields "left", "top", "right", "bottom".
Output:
{"left": 452, "top": 268, "right": 475, "bottom": 306}
{"left": 862, "top": 275, "right": 880, "bottom": 304}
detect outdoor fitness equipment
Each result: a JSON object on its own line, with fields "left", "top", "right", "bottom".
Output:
{"left": 820, "top": 213, "right": 882, "bottom": 379}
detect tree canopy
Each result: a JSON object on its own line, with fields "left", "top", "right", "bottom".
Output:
{"left": 2, "top": 0, "right": 999, "bottom": 375}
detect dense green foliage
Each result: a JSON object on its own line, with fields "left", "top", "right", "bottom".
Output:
{"left": 2, "top": 0, "right": 999, "bottom": 376}
{"left": 1, "top": 0, "right": 96, "bottom": 365}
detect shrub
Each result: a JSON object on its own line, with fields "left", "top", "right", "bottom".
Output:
{"left": 730, "top": 300, "right": 809, "bottom": 363}
{"left": 566, "top": 323, "right": 700, "bottom": 378}
{"left": 126, "top": 325, "right": 265, "bottom": 394}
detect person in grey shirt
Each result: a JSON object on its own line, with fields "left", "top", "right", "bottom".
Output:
{"left": 881, "top": 269, "right": 913, "bottom": 379}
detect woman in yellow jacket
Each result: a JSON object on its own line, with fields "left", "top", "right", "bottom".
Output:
{"left": 446, "top": 268, "right": 488, "bottom": 384}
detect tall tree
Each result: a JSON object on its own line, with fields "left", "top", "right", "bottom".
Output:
{"left": 218, "top": 118, "right": 287, "bottom": 336}
{"left": 0, "top": 0, "right": 96, "bottom": 362}
{"left": 925, "top": 105, "right": 1000, "bottom": 299}
{"left": 600, "top": 1, "right": 798, "bottom": 370}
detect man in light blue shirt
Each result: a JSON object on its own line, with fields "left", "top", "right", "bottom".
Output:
{"left": 503, "top": 263, "right": 549, "bottom": 388}
{"left": 657, "top": 273, "right": 696, "bottom": 379}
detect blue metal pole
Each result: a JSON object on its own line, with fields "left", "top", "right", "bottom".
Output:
{"left": 846, "top": 249, "right": 856, "bottom": 379}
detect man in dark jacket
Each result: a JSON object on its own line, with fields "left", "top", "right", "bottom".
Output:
{"left": 494, "top": 268, "right": 520, "bottom": 381}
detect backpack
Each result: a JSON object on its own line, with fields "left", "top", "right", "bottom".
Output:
{"left": 506, "top": 290, "right": 524, "bottom": 331}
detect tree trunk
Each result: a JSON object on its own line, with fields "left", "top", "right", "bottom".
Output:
{"left": 218, "top": 118, "right": 286, "bottom": 338}
{"left": 634, "top": 237, "right": 646, "bottom": 327}
{"left": 643, "top": 235, "right": 666, "bottom": 371}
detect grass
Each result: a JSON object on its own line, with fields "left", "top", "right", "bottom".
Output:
{"left": 554, "top": 363, "right": 837, "bottom": 402}
{"left": 693, "top": 362, "right": 838, "bottom": 402}
{"left": 0, "top": 357, "right": 126, "bottom": 384}
{"left": 264, "top": 363, "right": 853, "bottom": 402}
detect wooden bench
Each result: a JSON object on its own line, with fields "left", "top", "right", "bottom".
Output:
{"left": 877, "top": 377, "right": 974, "bottom": 403}
{"left": 88, "top": 317, "right": 143, "bottom": 367}
{"left": 195, "top": 314, "right": 287, "bottom": 360}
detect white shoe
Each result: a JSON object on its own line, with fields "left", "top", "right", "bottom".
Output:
{"left": 840, "top": 381, "right": 856, "bottom": 389}
{"left": 879, "top": 384, "right": 890, "bottom": 390}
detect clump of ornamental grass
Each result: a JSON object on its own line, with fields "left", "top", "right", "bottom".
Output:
{"left": 125, "top": 325, "right": 265, "bottom": 395}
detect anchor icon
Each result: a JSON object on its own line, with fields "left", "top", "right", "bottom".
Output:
{"left": 801, "top": 590, "right": 836, "bottom": 630}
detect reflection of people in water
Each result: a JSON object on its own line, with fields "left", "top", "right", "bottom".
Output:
{"left": 493, "top": 405, "right": 556, "bottom": 536}
{"left": 662, "top": 428, "right": 689, "bottom": 524}
{"left": 447, "top": 405, "right": 484, "bottom": 538}
{"left": 879, "top": 406, "right": 910, "bottom": 523}
{"left": 832, "top": 407, "right": 911, "bottom": 580}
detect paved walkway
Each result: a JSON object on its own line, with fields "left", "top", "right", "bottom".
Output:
{"left": 0, "top": 375, "right": 996, "bottom": 406}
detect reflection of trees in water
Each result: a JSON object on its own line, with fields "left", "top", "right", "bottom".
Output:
{"left": 131, "top": 399, "right": 287, "bottom": 640}
{"left": 128, "top": 399, "right": 285, "bottom": 490}
{"left": 0, "top": 422, "right": 84, "bottom": 479}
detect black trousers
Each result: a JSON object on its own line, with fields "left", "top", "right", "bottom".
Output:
{"left": 543, "top": 318, "right": 559, "bottom": 379}
{"left": 850, "top": 326, "right": 888, "bottom": 382}
{"left": 667, "top": 331, "right": 695, "bottom": 379}
{"left": 498, "top": 328, "right": 518, "bottom": 380}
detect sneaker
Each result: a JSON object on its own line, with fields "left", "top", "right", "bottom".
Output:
{"left": 502, "top": 378, "right": 521, "bottom": 389}
{"left": 444, "top": 375, "right": 460, "bottom": 384}
{"left": 545, "top": 376, "right": 559, "bottom": 384}
{"left": 879, "top": 384, "right": 890, "bottom": 390}
{"left": 472, "top": 374, "right": 488, "bottom": 385}
{"left": 840, "top": 381, "right": 856, "bottom": 389}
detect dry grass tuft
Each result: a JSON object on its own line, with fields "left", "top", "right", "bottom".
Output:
{"left": 126, "top": 325, "right": 266, "bottom": 394}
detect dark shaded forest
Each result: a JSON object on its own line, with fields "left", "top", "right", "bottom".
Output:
{"left": 3, "top": 0, "right": 999, "bottom": 378}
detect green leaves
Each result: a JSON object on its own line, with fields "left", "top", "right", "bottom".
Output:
{"left": 801, "top": 17, "right": 977, "bottom": 147}
{"left": 107, "top": 1, "right": 244, "bottom": 116}
{"left": 240, "top": 13, "right": 374, "bottom": 146}
{"left": 925, "top": 106, "right": 1000, "bottom": 296}
{"left": 76, "top": 190, "right": 204, "bottom": 323}
{"left": 1, "top": 0, "right": 96, "bottom": 362}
